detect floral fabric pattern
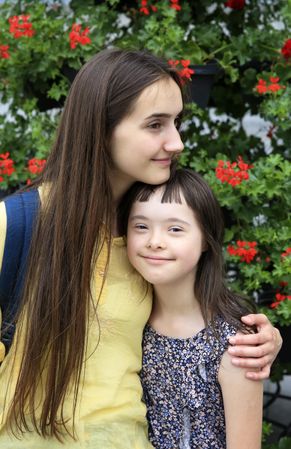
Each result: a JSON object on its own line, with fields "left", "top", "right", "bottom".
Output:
{"left": 141, "top": 316, "right": 237, "bottom": 449}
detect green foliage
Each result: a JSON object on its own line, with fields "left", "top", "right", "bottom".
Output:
{"left": 263, "top": 436, "right": 291, "bottom": 449}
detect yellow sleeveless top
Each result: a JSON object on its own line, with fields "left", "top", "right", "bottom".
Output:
{"left": 0, "top": 201, "right": 153, "bottom": 448}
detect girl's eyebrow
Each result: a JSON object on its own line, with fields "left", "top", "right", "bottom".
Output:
{"left": 130, "top": 215, "right": 149, "bottom": 221}
{"left": 165, "top": 218, "right": 191, "bottom": 226}
{"left": 144, "top": 111, "right": 183, "bottom": 120}
{"left": 130, "top": 215, "right": 190, "bottom": 226}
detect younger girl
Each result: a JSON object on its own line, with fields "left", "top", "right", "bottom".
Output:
{"left": 123, "top": 168, "right": 263, "bottom": 449}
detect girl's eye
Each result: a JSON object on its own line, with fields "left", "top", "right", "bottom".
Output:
{"left": 169, "top": 226, "right": 183, "bottom": 233}
{"left": 148, "top": 122, "right": 161, "bottom": 130}
{"left": 134, "top": 224, "right": 148, "bottom": 230}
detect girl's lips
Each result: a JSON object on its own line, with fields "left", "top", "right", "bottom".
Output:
{"left": 141, "top": 255, "right": 174, "bottom": 264}
{"left": 151, "top": 158, "right": 172, "bottom": 166}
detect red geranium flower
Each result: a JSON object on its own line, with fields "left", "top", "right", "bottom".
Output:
{"left": 69, "top": 24, "right": 91, "bottom": 49}
{"left": 227, "top": 241, "right": 258, "bottom": 263}
{"left": 215, "top": 156, "right": 253, "bottom": 187}
{"left": 281, "top": 39, "right": 291, "bottom": 60}
{"left": 170, "top": 0, "right": 181, "bottom": 11}
{"left": 9, "top": 15, "right": 35, "bottom": 38}
{"left": 27, "top": 158, "right": 46, "bottom": 175}
{"left": 0, "top": 152, "right": 15, "bottom": 182}
{"left": 0, "top": 45, "right": 9, "bottom": 59}
{"left": 139, "top": 0, "right": 158, "bottom": 14}
{"left": 255, "top": 76, "right": 285, "bottom": 95}
{"left": 225, "top": 0, "right": 245, "bottom": 10}
{"left": 281, "top": 247, "right": 291, "bottom": 258}
{"left": 271, "top": 292, "right": 291, "bottom": 309}
{"left": 256, "top": 79, "right": 267, "bottom": 94}
{"left": 168, "top": 59, "right": 194, "bottom": 83}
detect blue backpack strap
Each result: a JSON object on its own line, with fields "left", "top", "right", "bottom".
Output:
{"left": 0, "top": 189, "right": 40, "bottom": 356}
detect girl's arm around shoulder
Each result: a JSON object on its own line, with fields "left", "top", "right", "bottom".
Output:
{"left": 228, "top": 314, "right": 282, "bottom": 380}
{"left": 218, "top": 350, "right": 263, "bottom": 449}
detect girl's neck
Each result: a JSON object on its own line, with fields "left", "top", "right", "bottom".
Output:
{"left": 149, "top": 283, "right": 205, "bottom": 339}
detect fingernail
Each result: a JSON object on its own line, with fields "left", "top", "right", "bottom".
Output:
{"left": 228, "top": 337, "right": 235, "bottom": 344}
{"left": 228, "top": 347, "right": 235, "bottom": 354}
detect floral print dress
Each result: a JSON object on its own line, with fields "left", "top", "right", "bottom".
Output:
{"left": 141, "top": 316, "right": 237, "bottom": 449}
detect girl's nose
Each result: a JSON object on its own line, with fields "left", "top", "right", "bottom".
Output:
{"left": 146, "top": 235, "right": 166, "bottom": 250}
{"left": 163, "top": 126, "right": 184, "bottom": 154}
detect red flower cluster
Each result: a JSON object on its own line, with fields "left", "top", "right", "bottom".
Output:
{"left": 168, "top": 59, "right": 195, "bottom": 83}
{"left": 227, "top": 241, "right": 258, "bottom": 264}
{"left": 270, "top": 293, "right": 291, "bottom": 309}
{"left": 281, "top": 247, "right": 291, "bottom": 258}
{"left": 0, "top": 152, "right": 15, "bottom": 182}
{"left": 256, "top": 77, "right": 285, "bottom": 94}
{"left": 224, "top": 0, "right": 245, "bottom": 10}
{"left": 0, "top": 44, "right": 9, "bottom": 59}
{"left": 9, "top": 15, "right": 35, "bottom": 38}
{"left": 69, "top": 24, "right": 91, "bottom": 49}
{"left": 139, "top": 0, "right": 180, "bottom": 15}
{"left": 27, "top": 158, "right": 46, "bottom": 175}
{"left": 170, "top": 0, "right": 181, "bottom": 11}
{"left": 215, "top": 156, "right": 253, "bottom": 187}
{"left": 139, "top": 0, "right": 157, "bottom": 14}
{"left": 281, "top": 39, "right": 291, "bottom": 60}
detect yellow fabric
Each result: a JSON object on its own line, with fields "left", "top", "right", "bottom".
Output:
{"left": 0, "top": 201, "right": 153, "bottom": 448}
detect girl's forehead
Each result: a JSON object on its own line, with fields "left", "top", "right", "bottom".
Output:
{"left": 131, "top": 187, "right": 187, "bottom": 210}
{"left": 130, "top": 78, "right": 183, "bottom": 118}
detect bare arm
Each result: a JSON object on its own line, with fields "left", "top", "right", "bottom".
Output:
{"left": 219, "top": 350, "right": 263, "bottom": 449}
{"left": 228, "top": 313, "right": 282, "bottom": 380}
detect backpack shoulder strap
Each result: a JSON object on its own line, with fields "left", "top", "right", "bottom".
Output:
{"left": 0, "top": 189, "right": 40, "bottom": 355}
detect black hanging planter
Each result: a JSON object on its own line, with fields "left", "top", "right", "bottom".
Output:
{"left": 23, "top": 79, "right": 64, "bottom": 112}
{"left": 277, "top": 325, "right": 291, "bottom": 364}
{"left": 187, "top": 61, "right": 222, "bottom": 109}
{"left": 23, "top": 64, "right": 80, "bottom": 112}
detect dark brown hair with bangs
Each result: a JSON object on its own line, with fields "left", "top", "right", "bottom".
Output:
{"left": 6, "top": 48, "right": 184, "bottom": 440}
{"left": 118, "top": 168, "right": 255, "bottom": 333}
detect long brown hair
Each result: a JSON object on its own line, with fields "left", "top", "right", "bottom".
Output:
{"left": 118, "top": 168, "right": 256, "bottom": 333}
{"left": 6, "top": 49, "right": 183, "bottom": 439}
